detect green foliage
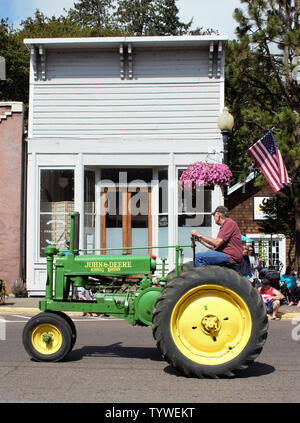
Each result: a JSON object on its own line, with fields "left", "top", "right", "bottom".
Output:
{"left": 66, "top": 0, "right": 116, "bottom": 28}
{"left": 114, "top": 0, "right": 192, "bottom": 35}
{"left": 226, "top": 0, "right": 300, "bottom": 186}
{"left": 258, "top": 188, "right": 296, "bottom": 265}
{"left": 149, "top": 0, "right": 192, "bottom": 35}
{"left": 66, "top": 0, "right": 195, "bottom": 36}
{"left": 258, "top": 191, "right": 295, "bottom": 237}
{"left": 0, "top": 19, "right": 29, "bottom": 104}
{"left": 20, "top": 9, "right": 123, "bottom": 38}
{"left": 226, "top": 0, "right": 300, "bottom": 266}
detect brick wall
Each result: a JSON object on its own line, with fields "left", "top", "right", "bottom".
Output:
{"left": 0, "top": 103, "right": 24, "bottom": 291}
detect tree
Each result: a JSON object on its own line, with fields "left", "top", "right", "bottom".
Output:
{"left": 0, "top": 19, "right": 29, "bottom": 105}
{"left": 66, "top": 0, "right": 117, "bottom": 29}
{"left": 149, "top": 0, "right": 192, "bottom": 35}
{"left": 257, "top": 189, "right": 296, "bottom": 266}
{"left": 114, "top": 0, "right": 192, "bottom": 35}
{"left": 226, "top": 0, "right": 300, "bottom": 269}
{"left": 20, "top": 8, "right": 122, "bottom": 38}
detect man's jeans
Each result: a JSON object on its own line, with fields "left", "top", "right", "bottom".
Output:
{"left": 194, "top": 250, "right": 230, "bottom": 267}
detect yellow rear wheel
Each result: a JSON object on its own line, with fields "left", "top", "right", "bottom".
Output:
{"left": 170, "top": 285, "right": 252, "bottom": 366}
{"left": 152, "top": 266, "right": 268, "bottom": 378}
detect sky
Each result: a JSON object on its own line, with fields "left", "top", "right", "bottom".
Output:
{"left": 0, "top": 0, "right": 243, "bottom": 39}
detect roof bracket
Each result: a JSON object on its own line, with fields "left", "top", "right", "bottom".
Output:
{"left": 208, "top": 42, "right": 214, "bottom": 78}
{"left": 30, "top": 46, "right": 38, "bottom": 81}
{"left": 208, "top": 41, "right": 223, "bottom": 79}
{"left": 128, "top": 43, "right": 133, "bottom": 80}
{"left": 39, "top": 45, "right": 46, "bottom": 81}
{"left": 217, "top": 41, "right": 223, "bottom": 78}
{"left": 120, "top": 43, "right": 125, "bottom": 80}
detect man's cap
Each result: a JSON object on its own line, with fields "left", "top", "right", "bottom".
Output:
{"left": 211, "top": 206, "right": 229, "bottom": 217}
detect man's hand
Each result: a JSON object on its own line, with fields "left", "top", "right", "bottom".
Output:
{"left": 190, "top": 230, "right": 201, "bottom": 242}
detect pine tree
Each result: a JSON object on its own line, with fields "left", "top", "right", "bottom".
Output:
{"left": 150, "top": 0, "right": 192, "bottom": 35}
{"left": 226, "top": 0, "right": 300, "bottom": 269}
{"left": 0, "top": 18, "right": 29, "bottom": 104}
{"left": 66, "top": 0, "right": 116, "bottom": 29}
{"left": 114, "top": 0, "right": 192, "bottom": 35}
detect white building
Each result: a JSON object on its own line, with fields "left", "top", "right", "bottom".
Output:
{"left": 24, "top": 36, "right": 228, "bottom": 295}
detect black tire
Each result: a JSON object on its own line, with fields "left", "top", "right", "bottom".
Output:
{"left": 22, "top": 312, "right": 73, "bottom": 362}
{"left": 166, "top": 260, "right": 194, "bottom": 282}
{"left": 152, "top": 265, "right": 268, "bottom": 378}
{"left": 47, "top": 311, "right": 77, "bottom": 352}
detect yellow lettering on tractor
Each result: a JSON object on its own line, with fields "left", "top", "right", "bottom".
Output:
{"left": 84, "top": 260, "right": 133, "bottom": 273}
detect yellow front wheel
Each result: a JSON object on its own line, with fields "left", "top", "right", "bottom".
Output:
{"left": 23, "top": 312, "right": 73, "bottom": 362}
{"left": 31, "top": 323, "right": 63, "bottom": 355}
{"left": 152, "top": 266, "right": 268, "bottom": 378}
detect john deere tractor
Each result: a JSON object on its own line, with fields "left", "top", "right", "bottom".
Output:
{"left": 23, "top": 212, "right": 268, "bottom": 378}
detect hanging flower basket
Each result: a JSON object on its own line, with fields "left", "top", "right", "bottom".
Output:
{"left": 180, "top": 162, "right": 232, "bottom": 190}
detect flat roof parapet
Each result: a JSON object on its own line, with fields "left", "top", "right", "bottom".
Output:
{"left": 24, "top": 35, "right": 228, "bottom": 50}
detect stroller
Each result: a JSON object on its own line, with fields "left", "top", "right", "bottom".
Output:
{"left": 258, "top": 267, "right": 289, "bottom": 305}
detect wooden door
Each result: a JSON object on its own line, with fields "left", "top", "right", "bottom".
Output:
{"left": 101, "top": 188, "right": 152, "bottom": 254}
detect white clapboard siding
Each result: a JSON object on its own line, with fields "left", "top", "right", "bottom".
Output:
{"left": 32, "top": 82, "right": 221, "bottom": 137}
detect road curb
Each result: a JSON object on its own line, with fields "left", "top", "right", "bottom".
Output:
{"left": 276, "top": 312, "right": 300, "bottom": 321}
{"left": 0, "top": 307, "right": 83, "bottom": 317}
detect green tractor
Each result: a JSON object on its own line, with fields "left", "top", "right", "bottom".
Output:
{"left": 23, "top": 212, "right": 268, "bottom": 378}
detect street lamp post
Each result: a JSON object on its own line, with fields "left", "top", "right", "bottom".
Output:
{"left": 217, "top": 107, "right": 234, "bottom": 208}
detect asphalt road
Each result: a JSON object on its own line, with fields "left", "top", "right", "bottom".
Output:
{"left": 0, "top": 314, "right": 299, "bottom": 404}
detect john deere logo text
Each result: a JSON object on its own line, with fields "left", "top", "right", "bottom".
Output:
{"left": 84, "top": 261, "right": 132, "bottom": 272}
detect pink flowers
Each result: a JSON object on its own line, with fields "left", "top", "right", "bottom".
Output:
{"left": 180, "top": 162, "right": 232, "bottom": 189}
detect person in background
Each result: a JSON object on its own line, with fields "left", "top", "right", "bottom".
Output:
{"left": 295, "top": 279, "right": 300, "bottom": 307}
{"left": 61, "top": 240, "right": 70, "bottom": 255}
{"left": 248, "top": 246, "right": 262, "bottom": 279}
{"left": 280, "top": 266, "right": 297, "bottom": 305}
{"left": 259, "top": 278, "right": 284, "bottom": 320}
{"left": 236, "top": 245, "right": 254, "bottom": 283}
{"left": 77, "top": 287, "right": 96, "bottom": 317}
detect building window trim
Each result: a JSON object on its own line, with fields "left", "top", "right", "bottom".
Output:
{"left": 246, "top": 233, "right": 286, "bottom": 271}
{"left": 38, "top": 166, "right": 75, "bottom": 262}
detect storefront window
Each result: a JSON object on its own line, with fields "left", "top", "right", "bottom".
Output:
{"left": 84, "top": 170, "right": 95, "bottom": 253}
{"left": 40, "top": 169, "right": 74, "bottom": 257}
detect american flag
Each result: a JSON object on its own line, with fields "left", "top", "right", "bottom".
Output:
{"left": 247, "top": 130, "right": 290, "bottom": 192}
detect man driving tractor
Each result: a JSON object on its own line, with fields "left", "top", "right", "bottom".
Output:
{"left": 190, "top": 206, "right": 243, "bottom": 267}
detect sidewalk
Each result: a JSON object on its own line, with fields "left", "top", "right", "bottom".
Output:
{"left": 1, "top": 295, "right": 300, "bottom": 320}
{"left": 0, "top": 296, "right": 80, "bottom": 317}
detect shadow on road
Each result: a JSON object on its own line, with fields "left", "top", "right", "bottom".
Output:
{"left": 66, "top": 342, "right": 164, "bottom": 362}
{"left": 163, "top": 361, "right": 275, "bottom": 379}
